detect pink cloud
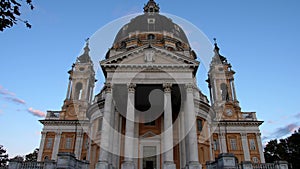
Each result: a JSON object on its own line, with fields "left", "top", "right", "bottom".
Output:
{"left": 267, "top": 120, "right": 276, "bottom": 124}
{"left": 27, "top": 108, "right": 46, "bottom": 118}
{"left": 35, "top": 131, "right": 41, "bottom": 136}
{"left": 0, "top": 85, "right": 15, "bottom": 96}
{"left": 11, "top": 98, "right": 26, "bottom": 104}
{"left": 5, "top": 97, "right": 26, "bottom": 105}
{"left": 287, "top": 123, "right": 298, "bottom": 133}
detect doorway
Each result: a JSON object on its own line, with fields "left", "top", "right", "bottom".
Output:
{"left": 139, "top": 135, "right": 160, "bottom": 169}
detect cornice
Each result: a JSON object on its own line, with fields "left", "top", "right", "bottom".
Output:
{"left": 102, "top": 45, "right": 199, "bottom": 66}
{"left": 39, "top": 120, "right": 90, "bottom": 126}
{"left": 212, "top": 120, "right": 264, "bottom": 126}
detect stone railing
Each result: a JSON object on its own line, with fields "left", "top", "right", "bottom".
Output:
{"left": 242, "top": 112, "right": 257, "bottom": 120}
{"left": 8, "top": 153, "right": 89, "bottom": 169}
{"left": 56, "top": 152, "right": 89, "bottom": 169}
{"left": 8, "top": 160, "right": 56, "bottom": 169}
{"left": 252, "top": 163, "right": 276, "bottom": 169}
{"left": 206, "top": 153, "right": 290, "bottom": 169}
{"left": 45, "top": 111, "right": 61, "bottom": 120}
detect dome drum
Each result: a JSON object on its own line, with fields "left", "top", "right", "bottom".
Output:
{"left": 112, "top": 13, "right": 191, "bottom": 54}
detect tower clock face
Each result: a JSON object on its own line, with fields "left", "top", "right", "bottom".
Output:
{"left": 225, "top": 108, "right": 233, "bottom": 116}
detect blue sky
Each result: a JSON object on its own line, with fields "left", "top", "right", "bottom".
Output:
{"left": 0, "top": 0, "right": 300, "bottom": 157}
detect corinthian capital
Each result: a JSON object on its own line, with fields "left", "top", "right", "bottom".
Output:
{"left": 163, "top": 83, "right": 172, "bottom": 93}
{"left": 104, "top": 82, "right": 112, "bottom": 93}
{"left": 185, "top": 83, "right": 194, "bottom": 92}
{"left": 127, "top": 83, "right": 136, "bottom": 93}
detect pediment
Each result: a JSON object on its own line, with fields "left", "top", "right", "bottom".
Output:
{"left": 140, "top": 131, "right": 160, "bottom": 139}
{"left": 101, "top": 45, "right": 199, "bottom": 68}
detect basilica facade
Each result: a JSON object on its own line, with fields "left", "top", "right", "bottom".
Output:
{"left": 37, "top": 1, "right": 265, "bottom": 169}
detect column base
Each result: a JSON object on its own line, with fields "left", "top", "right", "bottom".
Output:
{"left": 96, "top": 161, "right": 110, "bottom": 169}
{"left": 164, "top": 161, "right": 176, "bottom": 169}
{"left": 121, "top": 161, "right": 135, "bottom": 169}
{"left": 187, "top": 162, "right": 202, "bottom": 169}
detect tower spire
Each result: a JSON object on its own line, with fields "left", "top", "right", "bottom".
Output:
{"left": 212, "top": 38, "right": 227, "bottom": 63}
{"left": 143, "top": 0, "right": 160, "bottom": 13}
{"left": 78, "top": 39, "right": 92, "bottom": 63}
{"left": 213, "top": 38, "right": 220, "bottom": 54}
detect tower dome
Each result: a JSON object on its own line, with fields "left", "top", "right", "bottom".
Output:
{"left": 112, "top": 0, "right": 190, "bottom": 53}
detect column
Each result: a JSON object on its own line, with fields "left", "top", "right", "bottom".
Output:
{"left": 37, "top": 132, "right": 47, "bottom": 161}
{"left": 108, "top": 103, "right": 116, "bottom": 167}
{"left": 121, "top": 83, "right": 136, "bottom": 169}
{"left": 87, "top": 136, "right": 92, "bottom": 161}
{"left": 74, "top": 130, "right": 84, "bottom": 159}
{"left": 179, "top": 112, "right": 187, "bottom": 168}
{"left": 231, "top": 81, "right": 237, "bottom": 101}
{"left": 163, "top": 83, "right": 176, "bottom": 169}
{"left": 89, "top": 86, "right": 94, "bottom": 103}
{"left": 208, "top": 83, "right": 214, "bottom": 105}
{"left": 207, "top": 124, "right": 214, "bottom": 161}
{"left": 66, "top": 78, "right": 72, "bottom": 99}
{"left": 51, "top": 130, "right": 62, "bottom": 160}
{"left": 256, "top": 133, "right": 265, "bottom": 163}
{"left": 212, "top": 80, "right": 218, "bottom": 103}
{"left": 220, "top": 133, "right": 227, "bottom": 153}
{"left": 241, "top": 133, "right": 250, "bottom": 161}
{"left": 85, "top": 79, "right": 90, "bottom": 100}
{"left": 112, "top": 112, "right": 121, "bottom": 168}
{"left": 184, "top": 84, "right": 202, "bottom": 169}
{"left": 96, "top": 83, "right": 113, "bottom": 169}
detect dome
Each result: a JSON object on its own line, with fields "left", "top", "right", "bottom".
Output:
{"left": 113, "top": 13, "right": 189, "bottom": 45}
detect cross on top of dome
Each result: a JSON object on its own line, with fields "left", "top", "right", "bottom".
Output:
{"left": 143, "top": 0, "right": 160, "bottom": 13}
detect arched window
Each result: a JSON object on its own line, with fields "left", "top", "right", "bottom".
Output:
{"left": 149, "top": 7, "right": 154, "bottom": 13}
{"left": 196, "top": 119, "right": 203, "bottom": 132}
{"left": 74, "top": 82, "right": 83, "bottom": 100}
{"left": 148, "top": 34, "right": 155, "bottom": 40}
{"left": 120, "top": 41, "right": 126, "bottom": 49}
{"left": 44, "top": 156, "right": 49, "bottom": 161}
{"left": 167, "top": 47, "right": 174, "bottom": 51}
{"left": 220, "top": 83, "right": 229, "bottom": 101}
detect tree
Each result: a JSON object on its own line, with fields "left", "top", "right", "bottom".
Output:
{"left": 10, "top": 155, "right": 24, "bottom": 162}
{"left": 25, "top": 148, "right": 38, "bottom": 162}
{"left": 264, "top": 128, "right": 300, "bottom": 169}
{"left": 0, "top": 0, "right": 34, "bottom": 31}
{"left": 0, "top": 145, "right": 9, "bottom": 167}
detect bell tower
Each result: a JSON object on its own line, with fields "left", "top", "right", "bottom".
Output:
{"left": 61, "top": 40, "right": 96, "bottom": 120}
{"left": 207, "top": 39, "right": 241, "bottom": 120}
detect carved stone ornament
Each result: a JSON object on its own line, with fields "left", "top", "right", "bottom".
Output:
{"left": 105, "top": 83, "right": 112, "bottom": 93}
{"left": 185, "top": 83, "right": 194, "bottom": 92}
{"left": 127, "top": 83, "right": 136, "bottom": 93}
{"left": 55, "top": 130, "right": 62, "bottom": 136}
{"left": 144, "top": 48, "right": 155, "bottom": 63}
{"left": 163, "top": 83, "right": 172, "bottom": 93}
{"left": 240, "top": 133, "right": 247, "bottom": 137}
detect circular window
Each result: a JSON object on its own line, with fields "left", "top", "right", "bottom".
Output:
{"left": 148, "top": 34, "right": 155, "bottom": 40}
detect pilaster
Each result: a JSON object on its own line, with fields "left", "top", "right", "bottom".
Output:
{"left": 74, "top": 130, "right": 84, "bottom": 159}
{"left": 220, "top": 133, "right": 227, "bottom": 153}
{"left": 51, "top": 130, "right": 62, "bottom": 161}
{"left": 37, "top": 131, "right": 47, "bottom": 161}
{"left": 241, "top": 133, "right": 250, "bottom": 161}
{"left": 256, "top": 133, "right": 265, "bottom": 163}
